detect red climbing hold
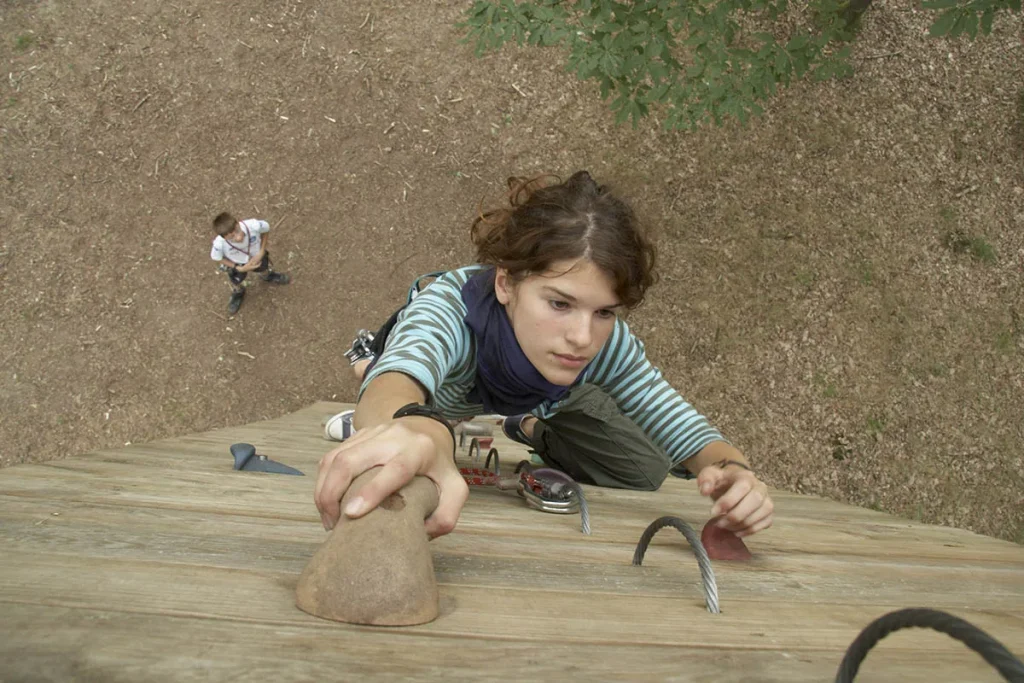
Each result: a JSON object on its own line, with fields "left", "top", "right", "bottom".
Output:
{"left": 701, "top": 518, "right": 753, "bottom": 561}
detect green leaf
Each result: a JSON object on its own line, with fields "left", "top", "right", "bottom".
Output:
{"left": 786, "top": 34, "right": 809, "bottom": 51}
{"left": 980, "top": 8, "right": 994, "bottom": 34}
{"left": 647, "top": 82, "right": 671, "bottom": 102}
{"left": 929, "top": 9, "right": 959, "bottom": 37}
{"left": 949, "top": 12, "right": 967, "bottom": 36}
{"left": 963, "top": 11, "right": 978, "bottom": 39}
{"left": 774, "top": 49, "right": 790, "bottom": 75}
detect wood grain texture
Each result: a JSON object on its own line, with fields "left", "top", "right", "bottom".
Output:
{"left": 1, "top": 401, "right": 1022, "bottom": 682}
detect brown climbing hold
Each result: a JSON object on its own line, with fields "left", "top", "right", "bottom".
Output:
{"left": 701, "top": 517, "right": 753, "bottom": 561}
{"left": 295, "top": 470, "right": 441, "bottom": 625}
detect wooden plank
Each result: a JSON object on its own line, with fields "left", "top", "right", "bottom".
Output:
{"left": 3, "top": 604, "right": 1013, "bottom": 683}
{"left": 2, "top": 497, "right": 1022, "bottom": 611}
{"left": 17, "top": 415, "right": 1013, "bottom": 541}
{"left": 2, "top": 550, "right": 1023, "bottom": 656}
{"left": 4, "top": 461, "right": 1022, "bottom": 567}
{"left": 1, "top": 400, "right": 1023, "bottom": 683}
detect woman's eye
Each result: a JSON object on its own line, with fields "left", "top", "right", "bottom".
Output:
{"left": 597, "top": 309, "right": 615, "bottom": 319}
{"left": 549, "top": 300, "right": 570, "bottom": 311}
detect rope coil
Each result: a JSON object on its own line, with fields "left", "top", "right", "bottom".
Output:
{"left": 632, "top": 516, "right": 720, "bottom": 614}
{"left": 836, "top": 608, "right": 1024, "bottom": 682}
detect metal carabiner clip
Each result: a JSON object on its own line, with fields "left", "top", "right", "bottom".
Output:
{"left": 517, "top": 474, "right": 581, "bottom": 515}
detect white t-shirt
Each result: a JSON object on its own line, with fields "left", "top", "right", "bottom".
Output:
{"left": 210, "top": 219, "right": 269, "bottom": 265}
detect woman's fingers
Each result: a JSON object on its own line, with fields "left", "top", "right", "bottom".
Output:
{"left": 311, "top": 417, "right": 470, "bottom": 540}
{"left": 696, "top": 466, "right": 725, "bottom": 497}
{"left": 314, "top": 425, "right": 389, "bottom": 529}
{"left": 316, "top": 454, "right": 358, "bottom": 529}
{"left": 425, "top": 471, "right": 470, "bottom": 539}
{"left": 342, "top": 452, "right": 421, "bottom": 520}
{"left": 716, "top": 487, "right": 762, "bottom": 530}
{"left": 714, "top": 482, "right": 774, "bottom": 536}
{"left": 710, "top": 475, "right": 751, "bottom": 517}
{"left": 736, "top": 511, "right": 774, "bottom": 538}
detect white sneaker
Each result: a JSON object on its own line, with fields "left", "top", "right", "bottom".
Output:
{"left": 324, "top": 409, "right": 355, "bottom": 441}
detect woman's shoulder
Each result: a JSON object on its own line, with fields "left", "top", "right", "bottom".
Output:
{"left": 403, "top": 265, "right": 487, "bottom": 314}
{"left": 412, "top": 265, "right": 487, "bottom": 299}
{"left": 429, "top": 265, "right": 488, "bottom": 288}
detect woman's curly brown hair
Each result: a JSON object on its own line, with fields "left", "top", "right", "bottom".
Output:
{"left": 470, "top": 171, "right": 658, "bottom": 309}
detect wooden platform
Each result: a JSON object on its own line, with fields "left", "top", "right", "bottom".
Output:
{"left": 1, "top": 402, "right": 1022, "bottom": 682}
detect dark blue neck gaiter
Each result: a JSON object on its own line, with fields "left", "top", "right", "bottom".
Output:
{"left": 461, "top": 268, "right": 572, "bottom": 415}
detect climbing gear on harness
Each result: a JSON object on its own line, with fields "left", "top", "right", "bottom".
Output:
{"left": 458, "top": 436, "right": 590, "bottom": 535}
{"left": 514, "top": 461, "right": 586, "bottom": 519}
{"left": 344, "top": 329, "right": 376, "bottom": 365}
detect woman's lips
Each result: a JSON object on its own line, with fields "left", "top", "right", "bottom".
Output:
{"left": 554, "top": 353, "right": 587, "bottom": 368}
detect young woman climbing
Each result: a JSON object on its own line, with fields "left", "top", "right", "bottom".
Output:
{"left": 314, "top": 171, "right": 774, "bottom": 540}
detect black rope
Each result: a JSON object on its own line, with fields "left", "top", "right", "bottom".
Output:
{"left": 835, "top": 608, "right": 1024, "bottom": 682}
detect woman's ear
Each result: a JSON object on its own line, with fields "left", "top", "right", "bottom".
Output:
{"left": 494, "top": 267, "right": 513, "bottom": 305}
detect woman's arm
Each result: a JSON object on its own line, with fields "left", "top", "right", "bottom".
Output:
{"left": 588, "top": 320, "right": 773, "bottom": 536}
{"left": 315, "top": 371, "right": 467, "bottom": 539}
{"left": 683, "top": 440, "right": 773, "bottom": 538}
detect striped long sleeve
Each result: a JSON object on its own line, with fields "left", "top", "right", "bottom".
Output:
{"left": 546, "top": 318, "right": 725, "bottom": 467}
{"left": 358, "top": 266, "right": 725, "bottom": 464}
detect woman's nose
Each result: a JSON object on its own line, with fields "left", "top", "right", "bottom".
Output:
{"left": 565, "top": 313, "right": 592, "bottom": 349}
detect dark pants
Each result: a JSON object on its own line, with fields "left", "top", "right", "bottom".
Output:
{"left": 227, "top": 253, "right": 272, "bottom": 291}
{"left": 529, "top": 384, "right": 674, "bottom": 490}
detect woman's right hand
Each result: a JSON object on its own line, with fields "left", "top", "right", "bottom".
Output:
{"left": 314, "top": 418, "right": 469, "bottom": 539}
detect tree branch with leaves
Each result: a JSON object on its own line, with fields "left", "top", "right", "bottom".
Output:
{"left": 459, "top": 0, "right": 1021, "bottom": 130}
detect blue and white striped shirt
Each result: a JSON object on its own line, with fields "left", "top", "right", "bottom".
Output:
{"left": 360, "top": 266, "right": 724, "bottom": 467}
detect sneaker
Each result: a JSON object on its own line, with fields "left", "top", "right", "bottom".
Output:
{"left": 263, "top": 272, "right": 290, "bottom": 284}
{"left": 501, "top": 415, "right": 533, "bottom": 446}
{"left": 324, "top": 409, "right": 355, "bottom": 441}
{"left": 343, "top": 329, "right": 376, "bottom": 366}
{"left": 228, "top": 289, "right": 245, "bottom": 314}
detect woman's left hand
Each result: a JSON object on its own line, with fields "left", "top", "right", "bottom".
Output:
{"left": 697, "top": 464, "right": 774, "bottom": 538}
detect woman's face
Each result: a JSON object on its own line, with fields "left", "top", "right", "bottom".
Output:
{"left": 495, "top": 259, "right": 622, "bottom": 386}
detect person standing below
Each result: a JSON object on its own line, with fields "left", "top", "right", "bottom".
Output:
{"left": 210, "top": 212, "right": 290, "bottom": 314}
